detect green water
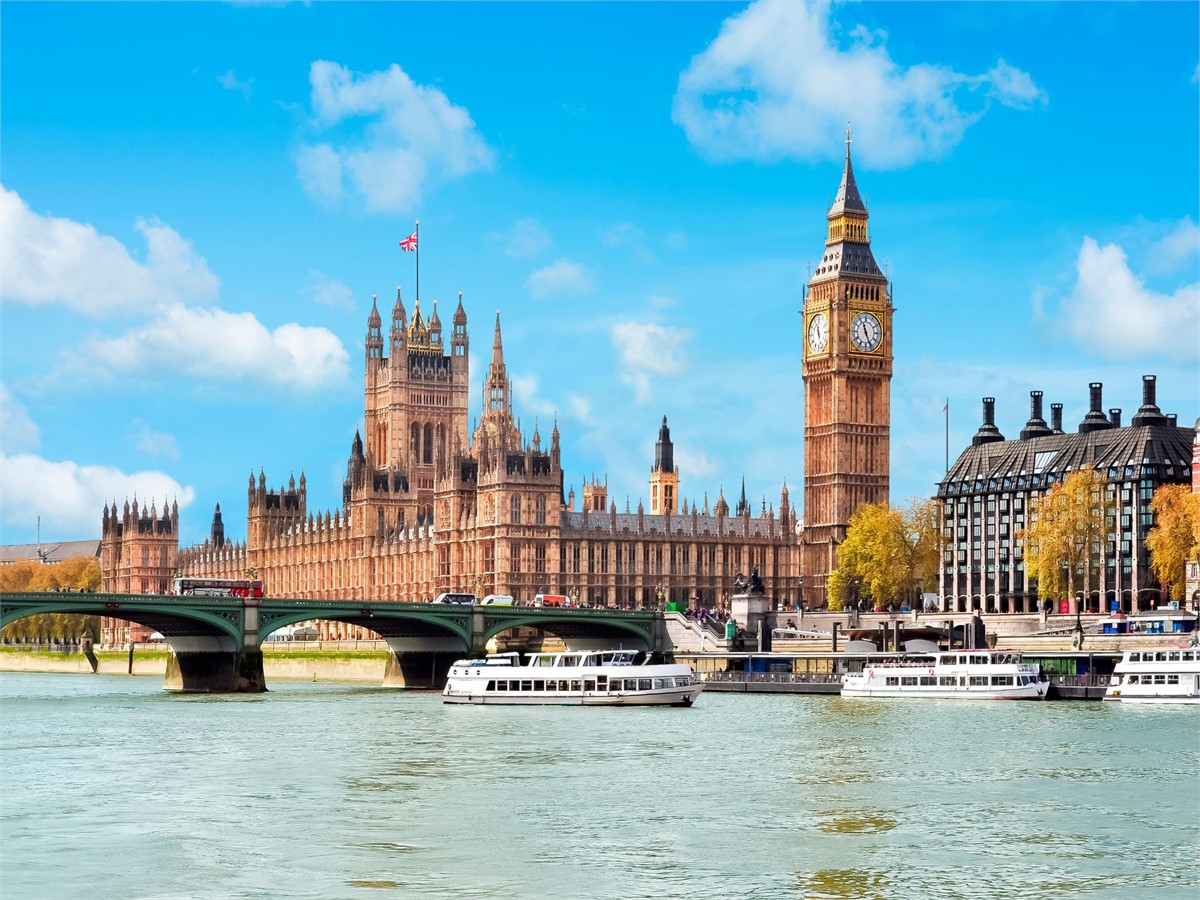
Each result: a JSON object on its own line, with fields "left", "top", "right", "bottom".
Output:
{"left": 1, "top": 673, "right": 1196, "bottom": 898}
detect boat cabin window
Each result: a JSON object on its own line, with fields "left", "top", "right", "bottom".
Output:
{"left": 969, "top": 676, "right": 988, "bottom": 686}
{"left": 1185, "top": 652, "right": 1195, "bottom": 662}
{"left": 1167, "top": 675, "right": 1180, "bottom": 685}
{"left": 939, "top": 676, "right": 956, "bottom": 686}
{"left": 991, "top": 676, "right": 1014, "bottom": 686}
{"left": 1168, "top": 652, "right": 1181, "bottom": 662}
{"left": 920, "top": 677, "right": 936, "bottom": 686}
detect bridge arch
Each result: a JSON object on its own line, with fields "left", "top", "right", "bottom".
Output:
{"left": 0, "top": 592, "right": 243, "bottom": 644}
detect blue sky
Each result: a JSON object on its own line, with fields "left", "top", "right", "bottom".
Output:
{"left": 2, "top": 1, "right": 1197, "bottom": 547}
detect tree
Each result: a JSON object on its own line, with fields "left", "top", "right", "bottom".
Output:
{"left": 1146, "top": 484, "right": 1200, "bottom": 602}
{"left": 1019, "top": 469, "right": 1112, "bottom": 613}
{"left": 827, "top": 499, "right": 942, "bottom": 611}
{"left": 0, "top": 554, "right": 102, "bottom": 642}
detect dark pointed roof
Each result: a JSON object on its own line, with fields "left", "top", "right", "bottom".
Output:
{"left": 829, "top": 137, "right": 867, "bottom": 216}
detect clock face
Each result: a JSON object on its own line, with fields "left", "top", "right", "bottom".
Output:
{"left": 807, "top": 312, "right": 829, "bottom": 353}
{"left": 850, "top": 312, "right": 882, "bottom": 352}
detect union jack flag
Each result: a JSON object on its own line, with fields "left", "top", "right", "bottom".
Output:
{"left": 399, "top": 231, "right": 418, "bottom": 252}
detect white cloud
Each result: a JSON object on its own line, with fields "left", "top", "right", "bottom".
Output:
{"left": 0, "top": 186, "right": 220, "bottom": 315}
{"left": 125, "top": 418, "right": 180, "bottom": 461}
{"left": 86, "top": 304, "right": 351, "bottom": 389}
{"left": 303, "top": 270, "right": 356, "bottom": 312}
{"left": 0, "top": 384, "right": 40, "bottom": 453}
{"left": 510, "top": 373, "right": 558, "bottom": 421}
{"left": 648, "top": 293, "right": 677, "bottom": 310}
{"left": 602, "top": 221, "right": 643, "bottom": 248}
{"left": 216, "top": 69, "right": 254, "bottom": 100}
{"left": 296, "top": 60, "right": 494, "bottom": 213}
{"left": 611, "top": 321, "right": 692, "bottom": 402}
{"left": 672, "top": 0, "right": 1046, "bottom": 167}
{"left": 0, "top": 453, "right": 193, "bottom": 541}
{"left": 603, "top": 221, "right": 654, "bottom": 263}
{"left": 565, "top": 393, "right": 592, "bottom": 424}
{"left": 488, "top": 218, "right": 552, "bottom": 258}
{"left": 1146, "top": 218, "right": 1200, "bottom": 275}
{"left": 1057, "top": 236, "right": 1199, "bottom": 361}
{"left": 525, "top": 259, "right": 593, "bottom": 299}
{"left": 295, "top": 143, "right": 344, "bottom": 202}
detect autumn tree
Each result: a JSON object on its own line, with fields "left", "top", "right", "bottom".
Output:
{"left": 1146, "top": 484, "right": 1200, "bottom": 602}
{"left": 0, "top": 555, "right": 102, "bottom": 642}
{"left": 827, "top": 499, "right": 941, "bottom": 611}
{"left": 1019, "top": 469, "right": 1113, "bottom": 613}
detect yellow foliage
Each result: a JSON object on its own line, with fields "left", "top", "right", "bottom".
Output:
{"left": 0, "top": 555, "right": 102, "bottom": 641}
{"left": 1146, "top": 484, "right": 1200, "bottom": 601}
{"left": 1020, "top": 469, "right": 1111, "bottom": 603}
{"left": 828, "top": 498, "right": 941, "bottom": 609}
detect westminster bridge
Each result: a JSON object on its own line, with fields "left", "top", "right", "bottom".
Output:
{"left": 0, "top": 592, "right": 668, "bottom": 693}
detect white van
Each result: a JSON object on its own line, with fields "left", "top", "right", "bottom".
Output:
{"left": 433, "top": 592, "right": 477, "bottom": 605}
{"left": 480, "top": 594, "right": 514, "bottom": 606}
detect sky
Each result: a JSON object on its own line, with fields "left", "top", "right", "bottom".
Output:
{"left": 1, "top": 1, "right": 1198, "bottom": 548}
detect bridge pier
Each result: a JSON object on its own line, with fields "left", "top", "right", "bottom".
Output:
{"left": 162, "top": 637, "right": 267, "bottom": 693}
{"left": 381, "top": 637, "right": 467, "bottom": 689}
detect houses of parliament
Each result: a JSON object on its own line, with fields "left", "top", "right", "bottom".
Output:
{"left": 100, "top": 139, "right": 895, "bottom": 632}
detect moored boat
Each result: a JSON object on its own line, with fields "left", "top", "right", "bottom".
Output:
{"left": 841, "top": 650, "right": 1048, "bottom": 700}
{"left": 1103, "top": 645, "right": 1200, "bottom": 704}
{"left": 442, "top": 649, "right": 704, "bottom": 706}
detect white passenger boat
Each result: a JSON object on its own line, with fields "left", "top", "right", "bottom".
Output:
{"left": 1103, "top": 645, "right": 1200, "bottom": 704}
{"left": 841, "top": 650, "right": 1048, "bottom": 700}
{"left": 442, "top": 649, "right": 704, "bottom": 706}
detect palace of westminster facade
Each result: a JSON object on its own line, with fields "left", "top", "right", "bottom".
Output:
{"left": 99, "top": 138, "right": 1196, "bottom": 639}
{"left": 101, "top": 139, "right": 895, "bottom": 633}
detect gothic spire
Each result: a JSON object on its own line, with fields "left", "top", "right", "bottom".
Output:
{"left": 829, "top": 123, "right": 867, "bottom": 216}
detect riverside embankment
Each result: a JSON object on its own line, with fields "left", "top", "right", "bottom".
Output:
{"left": 0, "top": 643, "right": 390, "bottom": 682}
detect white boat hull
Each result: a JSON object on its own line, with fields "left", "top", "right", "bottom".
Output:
{"left": 1103, "top": 648, "right": 1200, "bottom": 704}
{"left": 443, "top": 686, "right": 704, "bottom": 706}
{"left": 441, "top": 649, "right": 703, "bottom": 707}
{"left": 842, "top": 684, "right": 1047, "bottom": 701}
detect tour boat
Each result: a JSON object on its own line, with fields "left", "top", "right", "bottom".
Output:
{"left": 1103, "top": 645, "right": 1200, "bottom": 704}
{"left": 841, "top": 650, "right": 1048, "bottom": 700}
{"left": 442, "top": 649, "right": 704, "bottom": 706}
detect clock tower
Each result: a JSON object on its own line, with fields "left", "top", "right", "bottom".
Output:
{"left": 801, "top": 130, "right": 893, "bottom": 606}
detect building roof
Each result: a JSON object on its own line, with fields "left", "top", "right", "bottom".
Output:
{"left": 939, "top": 424, "right": 1194, "bottom": 496}
{"left": 0, "top": 539, "right": 101, "bottom": 564}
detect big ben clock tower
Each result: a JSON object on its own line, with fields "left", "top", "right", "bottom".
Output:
{"left": 801, "top": 129, "right": 893, "bottom": 606}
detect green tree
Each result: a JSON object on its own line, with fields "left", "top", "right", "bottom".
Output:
{"left": 827, "top": 499, "right": 941, "bottom": 611}
{"left": 1146, "top": 484, "right": 1200, "bottom": 602}
{"left": 1020, "top": 469, "right": 1112, "bottom": 613}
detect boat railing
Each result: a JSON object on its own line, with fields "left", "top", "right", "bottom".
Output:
{"left": 1046, "top": 673, "right": 1113, "bottom": 688}
{"left": 701, "top": 671, "right": 843, "bottom": 685}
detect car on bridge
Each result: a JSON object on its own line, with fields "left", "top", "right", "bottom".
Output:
{"left": 433, "top": 592, "right": 477, "bottom": 605}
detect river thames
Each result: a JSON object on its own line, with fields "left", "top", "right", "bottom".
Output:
{"left": 1, "top": 673, "right": 1196, "bottom": 899}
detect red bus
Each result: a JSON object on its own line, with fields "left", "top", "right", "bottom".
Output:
{"left": 173, "top": 577, "right": 264, "bottom": 598}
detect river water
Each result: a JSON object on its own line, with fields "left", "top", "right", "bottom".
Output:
{"left": 1, "top": 673, "right": 1197, "bottom": 899}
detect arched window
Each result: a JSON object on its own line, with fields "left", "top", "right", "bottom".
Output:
{"left": 536, "top": 495, "right": 546, "bottom": 525}
{"left": 511, "top": 495, "right": 522, "bottom": 525}
{"left": 410, "top": 424, "right": 420, "bottom": 462}
{"left": 423, "top": 424, "right": 433, "bottom": 464}
{"left": 437, "top": 424, "right": 446, "bottom": 462}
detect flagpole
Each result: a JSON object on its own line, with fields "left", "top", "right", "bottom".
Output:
{"left": 415, "top": 219, "right": 420, "bottom": 303}
{"left": 944, "top": 398, "right": 949, "bottom": 474}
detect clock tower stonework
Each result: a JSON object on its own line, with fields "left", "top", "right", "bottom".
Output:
{"left": 801, "top": 134, "right": 893, "bottom": 606}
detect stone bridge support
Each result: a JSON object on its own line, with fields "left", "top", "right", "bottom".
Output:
{"left": 382, "top": 637, "right": 468, "bottom": 688}
{"left": 162, "top": 599, "right": 266, "bottom": 693}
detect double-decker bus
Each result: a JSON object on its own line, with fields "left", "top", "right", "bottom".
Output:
{"left": 173, "top": 577, "right": 264, "bottom": 598}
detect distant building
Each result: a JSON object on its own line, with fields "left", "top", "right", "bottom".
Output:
{"left": 0, "top": 539, "right": 100, "bottom": 566}
{"left": 1185, "top": 418, "right": 1200, "bottom": 608}
{"left": 102, "top": 304, "right": 800, "bottom": 641}
{"left": 938, "top": 377, "right": 1194, "bottom": 614}
{"left": 99, "top": 145, "right": 891, "bottom": 632}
